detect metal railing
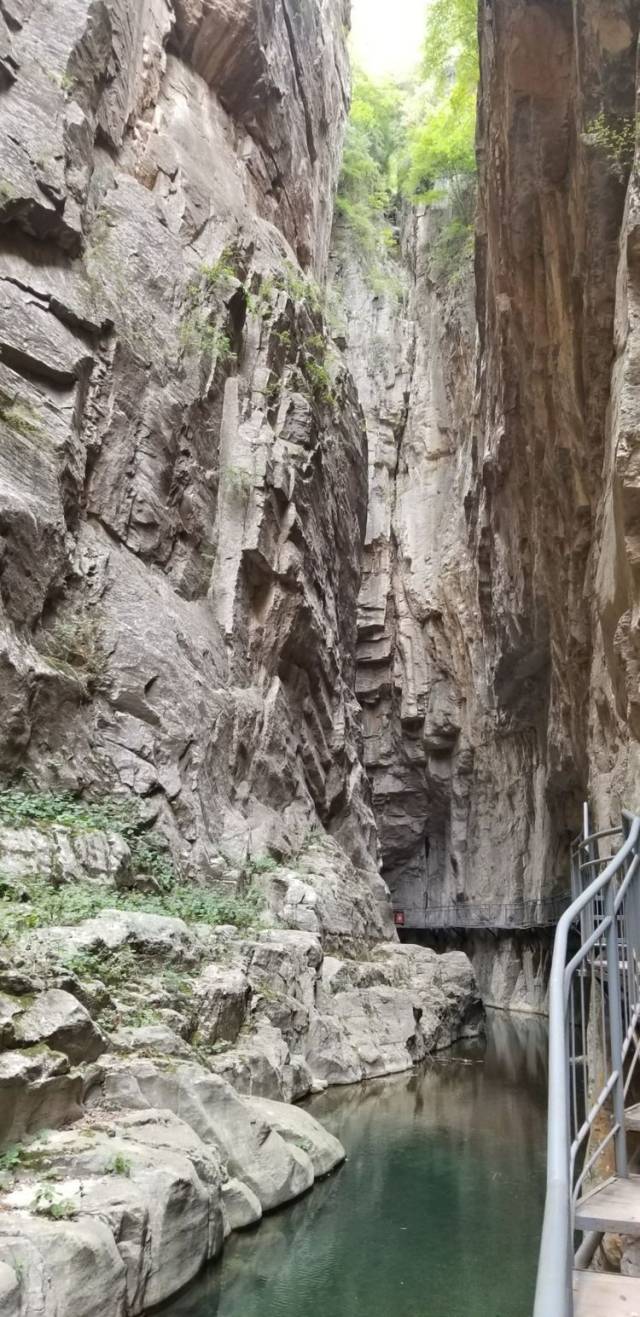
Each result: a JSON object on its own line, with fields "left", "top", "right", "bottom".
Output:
{"left": 533, "top": 806, "right": 640, "bottom": 1316}
{"left": 393, "top": 895, "right": 570, "bottom": 930}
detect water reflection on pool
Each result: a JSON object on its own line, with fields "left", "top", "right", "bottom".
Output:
{"left": 161, "top": 1011, "right": 548, "bottom": 1317}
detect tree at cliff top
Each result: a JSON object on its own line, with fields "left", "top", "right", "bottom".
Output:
{"left": 336, "top": 67, "right": 405, "bottom": 275}
{"left": 401, "top": 0, "right": 478, "bottom": 220}
{"left": 336, "top": 0, "right": 478, "bottom": 285}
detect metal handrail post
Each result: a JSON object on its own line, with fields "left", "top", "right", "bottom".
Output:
{"left": 534, "top": 812, "right": 640, "bottom": 1316}
{"left": 605, "top": 876, "right": 628, "bottom": 1177}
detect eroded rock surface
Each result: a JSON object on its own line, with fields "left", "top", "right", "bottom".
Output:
{"left": 0, "top": 0, "right": 377, "bottom": 894}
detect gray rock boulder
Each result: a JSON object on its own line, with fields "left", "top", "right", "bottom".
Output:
{"left": 0, "top": 1213, "right": 127, "bottom": 1317}
{"left": 246, "top": 1097, "right": 345, "bottom": 1178}
{"left": 207, "top": 1020, "right": 313, "bottom": 1102}
{"left": 0, "top": 826, "right": 131, "bottom": 888}
{"left": 0, "top": 1047, "right": 83, "bottom": 1148}
{"left": 193, "top": 964, "right": 251, "bottom": 1044}
{"left": 91, "top": 1057, "right": 314, "bottom": 1213}
{"left": 109, "top": 1024, "right": 193, "bottom": 1058}
{"left": 221, "top": 1178, "right": 263, "bottom": 1231}
{"left": 31, "top": 911, "right": 202, "bottom": 966}
{"left": 13, "top": 989, "right": 106, "bottom": 1065}
{"left": 0, "top": 1260, "right": 19, "bottom": 1311}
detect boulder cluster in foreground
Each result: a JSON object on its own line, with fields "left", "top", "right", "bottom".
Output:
{"left": 0, "top": 825, "right": 482, "bottom": 1316}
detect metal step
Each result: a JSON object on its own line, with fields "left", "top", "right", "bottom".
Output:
{"left": 575, "top": 1174, "right": 640, "bottom": 1234}
{"left": 573, "top": 1269, "right": 640, "bottom": 1317}
{"left": 626, "top": 1104, "right": 640, "bottom": 1133}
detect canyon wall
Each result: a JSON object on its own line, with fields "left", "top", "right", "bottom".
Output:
{"left": 475, "top": 0, "right": 640, "bottom": 852}
{"left": 0, "top": 6, "right": 488, "bottom": 1312}
{"left": 0, "top": 0, "right": 384, "bottom": 888}
{"left": 332, "top": 0, "right": 640, "bottom": 1008}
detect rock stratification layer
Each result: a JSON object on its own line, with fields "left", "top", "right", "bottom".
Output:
{"left": 0, "top": 0, "right": 380, "bottom": 881}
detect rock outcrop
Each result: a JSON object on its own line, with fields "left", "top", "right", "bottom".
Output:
{"left": 0, "top": 821, "right": 481, "bottom": 1316}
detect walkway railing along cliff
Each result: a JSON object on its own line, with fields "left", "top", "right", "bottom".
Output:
{"left": 394, "top": 895, "right": 570, "bottom": 930}
{"left": 533, "top": 806, "right": 640, "bottom": 1316}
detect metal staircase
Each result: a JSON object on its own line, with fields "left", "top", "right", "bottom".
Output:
{"left": 534, "top": 806, "right": 640, "bottom": 1316}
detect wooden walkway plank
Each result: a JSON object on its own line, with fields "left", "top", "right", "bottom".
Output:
{"left": 573, "top": 1270, "right": 640, "bottom": 1317}
{"left": 575, "top": 1174, "right": 640, "bottom": 1234}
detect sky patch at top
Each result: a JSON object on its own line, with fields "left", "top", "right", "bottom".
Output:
{"left": 350, "top": 0, "right": 428, "bottom": 78}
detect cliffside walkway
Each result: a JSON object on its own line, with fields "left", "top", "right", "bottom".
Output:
{"left": 534, "top": 805, "right": 640, "bottom": 1316}
{"left": 394, "top": 896, "right": 569, "bottom": 931}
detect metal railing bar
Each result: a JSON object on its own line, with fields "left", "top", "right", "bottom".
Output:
{"left": 572, "top": 1123, "right": 620, "bottom": 1203}
{"left": 613, "top": 854, "right": 640, "bottom": 911}
{"left": 570, "top": 1069, "right": 621, "bottom": 1158}
{"left": 576, "top": 826, "right": 622, "bottom": 845}
{"left": 533, "top": 812, "right": 640, "bottom": 1317}
{"left": 623, "top": 1031, "right": 640, "bottom": 1097}
{"left": 571, "top": 991, "right": 578, "bottom": 1155}
{"left": 573, "top": 1231, "right": 603, "bottom": 1271}
{"left": 621, "top": 1003, "right": 640, "bottom": 1056}
{"left": 564, "top": 915, "right": 613, "bottom": 985}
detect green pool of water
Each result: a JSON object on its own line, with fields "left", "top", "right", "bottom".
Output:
{"left": 161, "top": 1011, "right": 548, "bottom": 1317}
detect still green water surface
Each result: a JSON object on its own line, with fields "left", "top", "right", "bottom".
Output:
{"left": 162, "top": 1012, "right": 547, "bottom": 1317}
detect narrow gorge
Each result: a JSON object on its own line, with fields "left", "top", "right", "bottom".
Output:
{"left": 0, "top": 0, "right": 639, "bottom": 1314}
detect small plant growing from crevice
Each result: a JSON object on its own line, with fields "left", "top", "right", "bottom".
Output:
{"left": 11, "top": 1256, "right": 25, "bottom": 1285}
{"left": 181, "top": 245, "right": 243, "bottom": 361}
{"left": 180, "top": 314, "right": 235, "bottom": 362}
{"left": 36, "top": 609, "right": 109, "bottom": 691}
{"left": 586, "top": 110, "right": 636, "bottom": 178}
{"left": 246, "top": 854, "right": 279, "bottom": 875}
{"left": 199, "top": 247, "right": 239, "bottom": 294}
{"left": 0, "top": 1143, "right": 27, "bottom": 1188}
{"left": 46, "top": 69, "right": 76, "bottom": 95}
{"left": 32, "top": 1186, "right": 77, "bottom": 1220}
{"left": 429, "top": 218, "right": 475, "bottom": 286}
{"left": 302, "top": 358, "right": 334, "bottom": 405}
{"left": 253, "top": 274, "right": 275, "bottom": 314}
{"left": 274, "top": 263, "right": 323, "bottom": 316}
{"left": 262, "top": 375, "right": 282, "bottom": 409}
{"left": 225, "top": 465, "right": 252, "bottom": 498}
{"left": 0, "top": 390, "right": 42, "bottom": 439}
{"left": 104, "top": 1153, "right": 131, "bottom": 1177}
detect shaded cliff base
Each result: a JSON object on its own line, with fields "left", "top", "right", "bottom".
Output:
{"left": 402, "top": 929, "right": 554, "bottom": 1016}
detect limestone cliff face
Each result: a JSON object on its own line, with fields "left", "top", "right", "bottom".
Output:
{"left": 474, "top": 0, "right": 640, "bottom": 867}
{"left": 334, "top": 1, "right": 640, "bottom": 1008}
{"left": 0, "top": 0, "right": 383, "bottom": 886}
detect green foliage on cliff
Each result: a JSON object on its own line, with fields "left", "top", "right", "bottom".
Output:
{"left": 0, "top": 872, "right": 264, "bottom": 940}
{"left": 586, "top": 110, "right": 636, "bottom": 178}
{"left": 0, "top": 788, "right": 175, "bottom": 889}
{"left": 402, "top": 0, "right": 478, "bottom": 216}
{"left": 336, "top": 69, "right": 404, "bottom": 262}
{"left": 336, "top": 0, "right": 478, "bottom": 288}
